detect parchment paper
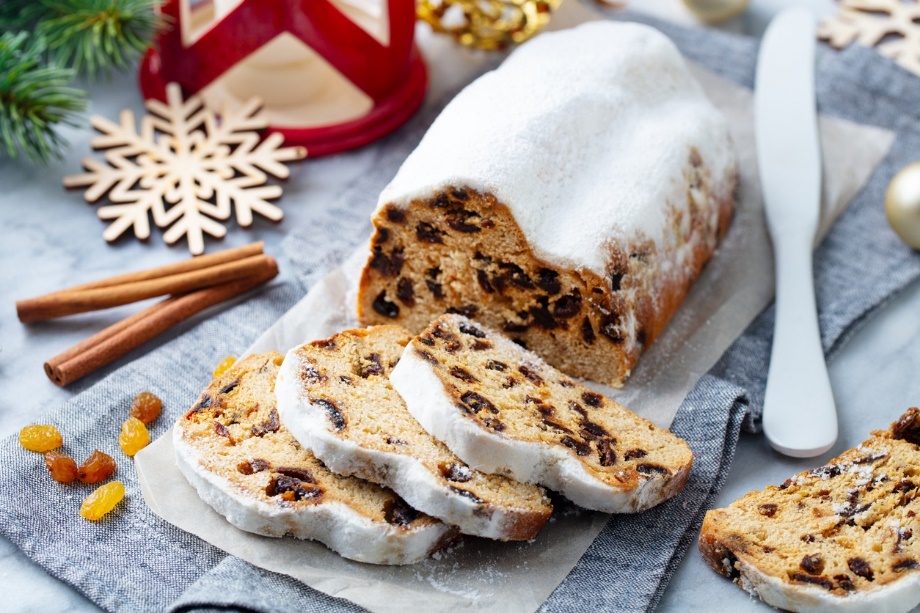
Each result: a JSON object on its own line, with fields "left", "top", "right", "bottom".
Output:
{"left": 136, "top": 12, "right": 895, "bottom": 613}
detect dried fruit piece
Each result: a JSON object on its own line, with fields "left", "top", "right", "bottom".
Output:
{"left": 119, "top": 417, "right": 150, "bottom": 457}
{"left": 78, "top": 450, "right": 117, "bottom": 483}
{"left": 44, "top": 451, "right": 78, "bottom": 483}
{"left": 19, "top": 424, "right": 63, "bottom": 452}
{"left": 80, "top": 481, "right": 125, "bottom": 521}
{"left": 213, "top": 356, "right": 237, "bottom": 378}
{"left": 130, "top": 392, "right": 162, "bottom": 424}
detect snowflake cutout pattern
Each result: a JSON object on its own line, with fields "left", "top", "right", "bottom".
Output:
{"left": 64, "top": 83, "right": 307, "bottom": 255}
{"left": 819, "top": 0, "right": 920, "bottom": 76}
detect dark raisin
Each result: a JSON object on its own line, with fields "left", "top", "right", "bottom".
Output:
{"left": 561, "top": 436, "right": 591, "bottom": 456}
{"left": 512, "top": 338, "right": 527, "bottom": 349}
{"left": 528, "top": 296, "right": 558, "bottom": 330}
{"left": 449, "top": 487, "right": 484, "bottom": 503}
{"left": 339, "top": 375, "right": 353, "bottom": 384}
{"left": 450, "top": 366, "right": 478, "bottom": 383}
{"left": 893, "top": 559, "right": 920, "bottom": 571}
{"left": 503, "top": 321, "right": 529, "bottom": 333}
{"left": 518, "top": 365, "right": 544, "bottom": 385}
{"left": 526, "top": 395, "right": 546, "bottom": 406}
{"left": 251, "top": 409, "right": 281, "bottom": 437}
{"left": 810, "top": 465, "right": 842, "bottom": 479}
{"left": 486, "top": 360, "right": 507, "bottom": 371}
{"left": 600, "top": 316, "right": 624, "bottom": 343}
{"left": 396, "top": 278, "right": 415, "bottom": 306}
{"left": 800, "top": 554, "right": 824, "bottom": 575}
{"left": 610, "top": 272, "right": 623, "bottom": 291}
{"left": 426, "top": 280, "right": 444, "bottom": 299}
{"left": 451, "top": 188, "right": 469, "bottom": 201}
{"left": 372, "top": 291, "right": 399, "bottom": 318}
{"left": 801, "top": 534, "right": 816, "bottom": 543}
{"left": 580, "top": 420, "right": 609, "bottom": 439}
{"left": 894, "top": 480, "right": 917, "bottom": 493}
{"left": 192, "top": 395, "right": 213, "bottom": 413}
{"left": 276, "top": 467, "right": 317, "bottom": 483}
{"left": 581, "top": 317, "right": 596, "bottom": 343}
{"left": 446, "top": 217, "right": 481, "bottom": 233}
{"left": 535, "top": 268, "right": 561, "bottom": 294}
{"left": 636, "top": 463, "right": 671, "bottom": 477}
{"left": 891, "top": 408, "right": 920, "bottom": 445}
{"left": 476, "top": 269, "right": 494, "bottom": 293}
{"left": 441, "top": 463, "right": 472, "bottom": 482}
{"left": 446, "top": 305, "right": 478, "bottom": 318}
{"left": 374, "top": 227, "right": 389, "bottom": 244}
{"left": 458, "top": 322, "right": 486, "bottom": 338}
{"left": 415, "top": 349, "right": 438, "bottom": 365}
{"left": 416, "top": 222, "right": 445, "bottom": 243}
{"left": 789, "top": 573, "right": 834, "bottom": 590}
{"left": 624, "top": 449, "right": 647, "bottom": 460}
{"left": 853, "top": 453, "right": 887, "bottom": 464}
{"left": 314, "top": 399, "right": 345, "bottom": 430}
{"left": 458, "top": 391, "right": 496, "bottom": 414}
{"left": 471, "top": 339, "right": 492, "bottom": 351}
{"left": 314, "top": 338, "right": 336, "bottom": 349}
{"left": 266, "top": 475, "right": 322, "bottom": 501}
{"left": 369, "top": 248, "right": 405, "bottom": 277}
{"left": 360, "top": 353, "right": 384, "bottom": 378}
{"left": 385, "top": 207, "right": 406, "bottom": 223}
{"left": 219, "top": 378, "right": 241, "bottom": 394}
{"left": 558, "top": 379, "right": 574, "bottom": 388}
{"left": 431, "top": 194, "right": 450, "bottom": 208}
{"left": 597, "top": 440, "right": 617, "bottom": 466}
{"left": 498, "top": 263, "right": 534, "bottom": 290}
{"left": 568, "top": 401, "right": 587, "bottom": 417}
{"left": 214, "top": 421, "right": 230, "bottom": 438}
{"left": 758, "top": 504, "right": 778, "bottom": 518}
{"left": 848, "top": 557, "right": 874, "bottom": 581}
{"left": 542, "top": 417, "right": 573, "bottom": 434}
{"left": 237, "top": 459, "right": 270, "bottom": 475}
{"left": 418, "top": 335, "right": 435, "bottom": 347}
{"left": 302, "top": 365, "right": 326, "bottom": 384}
{"left": 553, "top": 292, "right": 582, "bottom": 319}
{"left": 483, "top": 417, "right": 505, "bottom": 431}
{"left": 582, "top": 392, "right": 603, "bottom": 407}
{"left": 834, "top": 574, "right": 855, "bottom": 591}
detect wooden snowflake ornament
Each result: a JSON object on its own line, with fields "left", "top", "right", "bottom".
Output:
{"left": 64, "top": 83, "right": 307, "bottom": 255}
{"left": 819, "top": 0, "right": 920, "bottom": 76}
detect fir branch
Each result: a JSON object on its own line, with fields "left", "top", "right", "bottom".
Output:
{"left": 0, "top": 32, "right": 86, "bottom": 164}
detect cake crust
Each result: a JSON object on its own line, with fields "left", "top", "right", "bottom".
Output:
{"left": 699, "top": 408, "right": 920, "bottom": 612}
{"left": 173, "top": 352, "right": 457, "bottom": 565}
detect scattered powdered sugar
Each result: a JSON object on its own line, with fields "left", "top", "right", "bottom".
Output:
{"left": 848, "top": 464, "right": 875, "bottom": 486}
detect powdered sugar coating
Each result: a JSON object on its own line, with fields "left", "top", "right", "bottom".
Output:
{"left": 377, "top": 21, "right": 736, "bottom": 279}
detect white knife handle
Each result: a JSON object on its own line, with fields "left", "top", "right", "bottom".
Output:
{"left": 763, "top": 228, "right": 837, "bottom": 457}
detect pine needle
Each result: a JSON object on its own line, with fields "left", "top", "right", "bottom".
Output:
{"left": 0, "top": 32, "right": 86, "bottom": 163}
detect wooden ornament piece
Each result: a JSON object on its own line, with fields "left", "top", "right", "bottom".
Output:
{"left": 819, "top": 0, "right": 920, "bottom": 76}
{"left": 63, "top": 83, "right": 308, "bottom": 255}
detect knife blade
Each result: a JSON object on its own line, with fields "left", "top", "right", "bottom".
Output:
{"left": 756, "top": 7, "right": 837, "bottom": 458}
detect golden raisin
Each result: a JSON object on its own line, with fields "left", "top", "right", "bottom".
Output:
{"left": 119, "top": 417, "right": 150, "bottom": 457}
{"left": 44, "top": 451, "right": 78, "bottom": 483}
{"left": 213, "top": 356, "right": 237, "bottom": 378}
{"left": 77, "top": 450, "right": 117, "bottom": 483}
{"left": 129, "top": 392, "right": 162, "bottom": 424}
{"left": 19, "top": 424, "right": 63, "bottom": 452}
{"left": 80, "top": 481, "right": 125, "bottom": 521}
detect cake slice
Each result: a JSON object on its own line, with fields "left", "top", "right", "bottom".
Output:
{"left": 389, "top": 314, "right": 693, "bottom": 513}
{"left": 357, "top": 21, "right": 737, "bottom": 387}
{"left": 699, "top": 408, "right": 920, "bottom": 613}
{"left": 275, "top": 326, "right": 553, "bottom": 541}
{"left": 173, "top": 352, "right": 456, "bottom": 565}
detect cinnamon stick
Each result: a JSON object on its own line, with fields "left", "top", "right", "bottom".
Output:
{"left": 18, "top": 253, "right": 274, "bottom": 323}
{"left": 43, "top": 257, "right": 278, "bottom": 387}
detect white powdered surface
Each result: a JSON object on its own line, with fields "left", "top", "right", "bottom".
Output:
{"left": 136, "top": 4, "right": 894, "bottom": 611}
{"left": 379, "top": 21, "right": 736, "bottom": 278}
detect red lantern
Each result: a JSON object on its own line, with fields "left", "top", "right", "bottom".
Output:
{"left": 139, "top": 0, "right": 427, "bottom": 156}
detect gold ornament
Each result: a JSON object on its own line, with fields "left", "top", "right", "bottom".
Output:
{"left": 885, "top": 162, "right": 920, "bottom": 250}
{"left": 417, "top": 0, "right": 562, "bottom": 51}
{"left": 681, "top": 0, "right": 749, "bottom": 24}
{"left": 818, "top": 0, "right": 920, "bottom": 77}
{"left": 63, "top": 83, "right": 307, "bottom": 255}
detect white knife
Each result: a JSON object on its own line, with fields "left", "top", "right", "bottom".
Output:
{"left": 756, "top": 8, "right": 837, "bottom": 458}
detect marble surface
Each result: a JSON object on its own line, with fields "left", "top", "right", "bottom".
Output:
{"left": 3, "top": 0, "right": 919, "bottom": 611}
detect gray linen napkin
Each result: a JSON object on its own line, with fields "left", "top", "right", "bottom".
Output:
{"left": 2, "top": 10, "right": 920, "bottom": 613}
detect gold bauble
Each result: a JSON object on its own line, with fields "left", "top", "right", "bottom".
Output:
{"left": 885, "top": 162, "right": 920, "bottom": 250}
{"left": 681, "top": 0, "right": 749, "bottom": 24}
{"left": 417, "top": 0, "right": 562, "bottom": 51}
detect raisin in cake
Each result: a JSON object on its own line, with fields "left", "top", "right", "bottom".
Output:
{"left": 173, "top": 352, "right": 456, "bottom": 565}
{"left": 357, "top": 21, "right": 737, "bottom": 387}
{"left": 699, "top": 408, "right": 920, "bottom": 612}
{"left": 389, "top": 314, "right": 693, "bottom": 513}
{"left": 275, "top": 326, "right": 553, "bottom": 541}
